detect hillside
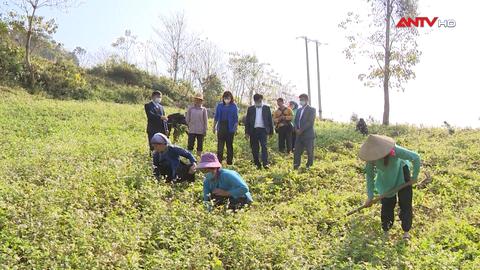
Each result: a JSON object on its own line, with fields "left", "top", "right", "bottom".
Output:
{"left": 0, "top": 87, "right": 479, "bottom": 269}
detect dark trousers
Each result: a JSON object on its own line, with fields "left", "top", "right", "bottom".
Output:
{"left": 277, "top": 125, "right": 293, "bottom": 153}
{"left": 187, "top": 133, "right": 204, "bottom": 152}
{"left": 210, "top": 194, "right": 251, "bottom": 211}
{"left": 147, "top": 131, "right": 156, "bottom": 151}
{"left": 155, "top": 160, "right": 195, "bottom": 183}
{"left": 217, "top": 131, "right": 235, "bottom": 165}
{"left": 250, "top": 128, "right": 269, "bottom": 167}
{"left": 292, "top": 129, "right": 296, "bottom": 150}
{"left": 381, "top": 166, "right": 413, "bottom": 232}
{"left": 293, "top": 135, "right": 314, "bottom": 169}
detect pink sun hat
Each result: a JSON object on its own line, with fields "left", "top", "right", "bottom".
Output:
{"left": 197, "top": 152, "right": 222, "bottom": 169}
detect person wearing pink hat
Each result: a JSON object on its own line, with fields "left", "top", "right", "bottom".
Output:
{"left": 197, "top": 152, "right": 253, "bottom": 211}
{"left": 359, "top": 134, "right": 421, "bottom": 240}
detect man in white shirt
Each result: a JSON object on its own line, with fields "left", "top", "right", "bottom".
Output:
{"left": 245, "top": 93, "right": 274, "bottom": 169}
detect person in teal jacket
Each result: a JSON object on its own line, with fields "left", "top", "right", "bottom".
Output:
{"left": 359, "top": 134, "right": 421, "bottom": 240}
{"left": 197, "top": 152, "right": 253, "bottom": 211}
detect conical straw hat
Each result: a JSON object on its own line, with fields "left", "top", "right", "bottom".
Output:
{"left": 359, "top": 134, "right": 395, "bottom": 161}
{"left": 193, "top": 92, "right": 204, "bottom": 100}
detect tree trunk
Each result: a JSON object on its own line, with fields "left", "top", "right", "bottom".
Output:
{"left": 173, "top": 53, "right": 178, "bottom": 83}
{"left": 239, "top": 80, "right": 246, "bottom": 105}
{"left": 383, "top": 0, "right": 392, "bottom": 126}
{"left": 25, "top": 6, "right": 37, "bottom": 88}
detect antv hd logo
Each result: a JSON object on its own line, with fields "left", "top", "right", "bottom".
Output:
{"left": 396, "top": 17, "right": 456, "bottom": 28}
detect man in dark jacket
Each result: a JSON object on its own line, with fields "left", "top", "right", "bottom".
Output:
{"left": 245, "top": 93, "right": 274, "bottom": 169}
{"left": 145, "top": 91, "right": 169, "bottom": 151}
{"left": 293, "top": 93, "right": 316, "bottom": 170}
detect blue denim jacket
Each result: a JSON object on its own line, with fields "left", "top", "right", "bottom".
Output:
{"left": 214, "top": 103, "right": 238, "bottom": 133}
{"left": 153, "top": 145, "right": 196, "bottom": 178}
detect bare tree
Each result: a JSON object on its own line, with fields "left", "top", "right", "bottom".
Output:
{"left": 227, "top": 52, "right": 254, "bottom": 104}
{"left": 10, "top": 0, "right": 79, "bottom": 87}
{"left": 339, "top": 0, "right": 420, "bottom": 125}
{"left": 137, "top": 40, "right": 156, "bottom": 74}
{"left": 72, "top": 46, "right": 87, "bottom": 67}
{"left": 226, "top": 52, "right": 295, "bottom": 105}
{"left": 92, "top": 46, "right": 113, "bottom": 68}
{"left": 153, "top": 12, "right": 192, "bottom": 83}
{"left": 188, "top": 38, "right": 223, "bottom": 90}
{"left": 111, "top": 29, "right": 137, "bottom": 64}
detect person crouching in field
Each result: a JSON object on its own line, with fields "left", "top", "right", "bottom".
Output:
{"left": 198, "top": 153, "right": 253, "bottom": 211}
{"left": 359, "top": 134, "right": 421, "bottom": 240}
{"left": 151, "top": 133, "right": 197, "bottom": 183}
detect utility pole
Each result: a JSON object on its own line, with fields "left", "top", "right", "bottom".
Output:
{"left": 308, "top": 39, "right": 327, "bottom": 120}
{"left": 296, "top": 36, "right": 311, "bottom": 103}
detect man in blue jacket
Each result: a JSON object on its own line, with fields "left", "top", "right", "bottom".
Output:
{"left": 293, "top": 94, "right": 317, "bottom": 170}
{"left": 151, "top": 133, "right": 197, "bottom": 183}
{"left": 145, "top": 91, "right": 169, "bottom": 151}
{"left": 245, "top": 93, "right": 274, "bottom": 169}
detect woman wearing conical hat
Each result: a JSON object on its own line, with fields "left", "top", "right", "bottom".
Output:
{"left": 359, "top": 134, "right": 421, "bottom": 240}
{"left": 186, "top": 92, "right": 208, "bottom": 156}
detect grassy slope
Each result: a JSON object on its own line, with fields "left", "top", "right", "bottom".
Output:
{"left": 0, "top": 86, "right": 479, "bottom": 269}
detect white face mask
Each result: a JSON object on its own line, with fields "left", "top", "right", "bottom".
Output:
{"left": 224, "top": 98, "right": 231, "bottom": 104}
{"left": 300, "top": 100, "right": 307, "bottom": 107}
{"left": 153, "top": 97, "right": 161, "bottom": 104}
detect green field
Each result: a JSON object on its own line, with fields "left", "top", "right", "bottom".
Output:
{"left": 0, "top": 86, "right": 479, "bottom": 269}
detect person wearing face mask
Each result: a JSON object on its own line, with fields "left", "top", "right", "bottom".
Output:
{"left": 293, "top": 94, "right": 317, "bottom": 170}
{"left": 198, "top": 152, "right": 253, "bottom": 211}
{"left": 186, "top": 93, "right": 208, "bottom": 156}
{"left": 145, "top": 91, "right": 169, "bottom": 151}
{"left": 151, "top": 133, "right": 197, "bottom": 183}
{"left": 273, "top": 98, "right": 294, "bottom": 154}
{"left": 245, "top": 93, "right": 274, "bottom": 169}
{"left": 213, "top": 91, "right": 239, "bottom": 165}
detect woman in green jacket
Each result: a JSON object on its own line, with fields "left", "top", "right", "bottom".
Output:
{"left": 360, "top": 134, "right": 421, "bottom": 240}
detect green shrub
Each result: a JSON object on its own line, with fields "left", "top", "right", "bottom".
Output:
{"left": 88, "top": 60, "right": 194, "bottom": 106}
{"left": 34, "top": 58, "right": 91, "bottom": 100}
{"left": 0, "top": 37, "right": 25, "bottom": 84}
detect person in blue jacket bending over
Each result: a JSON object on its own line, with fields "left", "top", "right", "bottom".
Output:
{"left": 151, "top": 133, "right": 197, "bottom": 183}
{"left": 197, "top": 152, "right": 253, "bottom": 211}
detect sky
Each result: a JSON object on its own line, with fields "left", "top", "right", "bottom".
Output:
{"left": 16, "top": 0, "right": 480, "bottom": 128}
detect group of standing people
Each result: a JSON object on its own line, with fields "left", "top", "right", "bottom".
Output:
{"left": 143, "top": 89, "right": 421, "bottom": 240}
{"left": 244, "top": 92, "right": 317, "bottom": 170}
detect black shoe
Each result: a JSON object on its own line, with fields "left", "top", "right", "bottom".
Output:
{"left": 263, "top": 165, "right": 270, "bottom": 170}
{"left": 255, "top": 164, "right": 262, "bottom": 170}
